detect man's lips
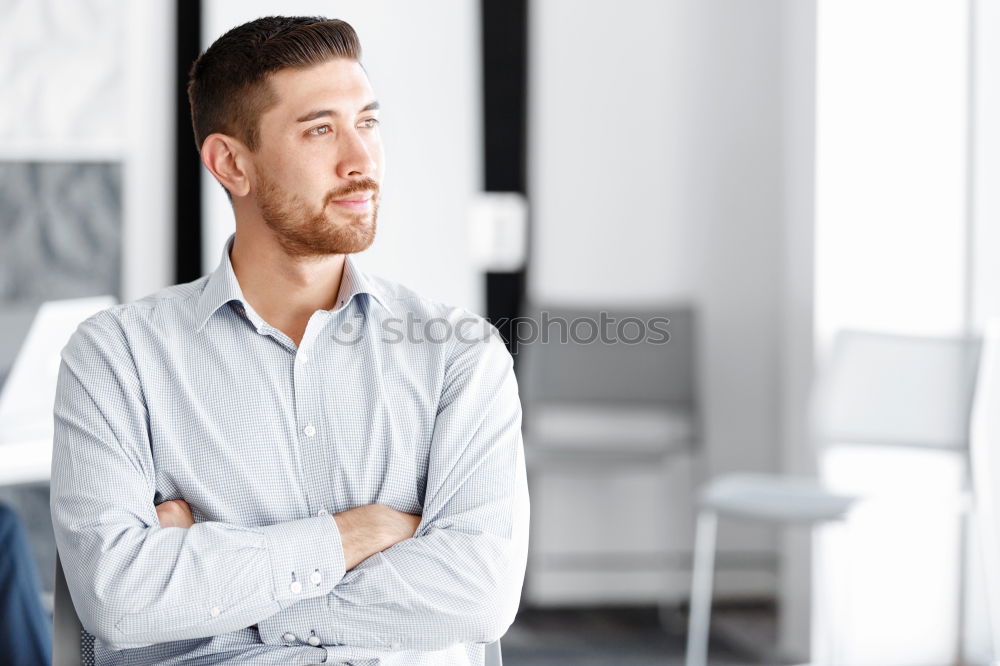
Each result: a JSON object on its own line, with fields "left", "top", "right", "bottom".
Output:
{"left": 331, "top": 192, "right": 374, "bottom": 210}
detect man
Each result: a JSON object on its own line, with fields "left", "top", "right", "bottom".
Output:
{"left": 50, "top": 16, "right": 528, "bottom": 666}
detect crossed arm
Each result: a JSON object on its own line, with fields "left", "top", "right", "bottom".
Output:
{"left": 156, "top": 499, "right": 419, "bottom": 571}
{"left": 51, "top": 310, "right": 528, "bottom": 652}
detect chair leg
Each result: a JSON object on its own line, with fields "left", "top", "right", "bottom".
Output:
{"left": 812, "top": 518, "right": 854, "bottom": 666}
{"left": 686, "top": 510, "right": 718, "bottom": 666}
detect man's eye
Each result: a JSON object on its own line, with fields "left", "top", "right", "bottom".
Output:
{"left": 308, "top": 125, "right": 331, "bottom": 136}
{"left": 360, "top": 118, "right": 380, "bottom": 129}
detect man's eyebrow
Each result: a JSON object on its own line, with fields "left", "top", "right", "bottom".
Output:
{"left": 295, "top": 101, "right": 380, "bottom": 123}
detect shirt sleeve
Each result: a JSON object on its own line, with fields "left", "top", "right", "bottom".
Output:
{"left": 256, "top": 318, "right": 530, "bottom": 653}
{"left": 49, "top": 310, "right": 347, "bottom": 651}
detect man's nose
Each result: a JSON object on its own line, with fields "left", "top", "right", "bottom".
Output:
{"left": 338, "top": 130, "right": 378, "bottom": 178}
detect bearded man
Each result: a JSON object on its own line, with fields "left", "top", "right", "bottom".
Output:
{"left": 50, "top": 16, "right": 527, "bottom": 666}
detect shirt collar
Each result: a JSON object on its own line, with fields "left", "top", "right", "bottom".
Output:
{"left": 338, "top": 246, "right": 395, "bottom": 316}
{"left": 195, "top": 233, "right": 394, "bottom": 332}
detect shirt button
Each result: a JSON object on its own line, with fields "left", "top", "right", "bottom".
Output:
{"left": 283, "top": 632, "right": 296, "bottom": 642}
{"left": 299, "top": 354, "right": 309, "bottom": 364}
{"left": 310, "top": 571, "right": 322, "bottom": 585}
{"left": 303, "top": 425, "right": 316, "bottom": 437}
{"left": 308, "top": 635, "right": 321, "bottom": 646}
{"left": 209, "top": 607, "right": 220, "bottom": 618}
{"left": 317, "top": 508, "right": 328, "bottom": 517}
{"left": 390, "top": 641, "right": 402, "bottom": 650}
{"left": 290, "top": 580, "right": 303, "bottom": 594}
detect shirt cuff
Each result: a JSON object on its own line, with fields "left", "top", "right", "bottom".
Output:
{"left": 260, "top": 515, "right": 346, "bottom": 609}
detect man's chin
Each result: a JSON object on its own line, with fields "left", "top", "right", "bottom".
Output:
{"left": 328, "top": 208, "right": 375, "bottom": 226}
{"left": 318, "top": 219, "right": 377, "bottom": 255}
{"left": 331, "top": 211, "right": 377, "bottom": 240}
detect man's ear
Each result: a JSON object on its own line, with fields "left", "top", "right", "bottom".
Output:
{"left": 201, "top": 133, "right": 252, "bottom": 198}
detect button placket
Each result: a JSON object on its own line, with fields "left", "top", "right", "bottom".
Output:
{"left": 291, "top": 320, "right": 322, "bottom": 515}
{"left": 294, "top": 312, "right": 335, "bottom": 525}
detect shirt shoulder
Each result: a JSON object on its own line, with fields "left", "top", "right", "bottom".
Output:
{"left": 66, "top": 276, "right": 210, "bottom": 357}
{"left": 119, "top": 276, "right": 210, "bottom": 321}
{"left": 104, "top": 276, "right": 211, "bottom": 330}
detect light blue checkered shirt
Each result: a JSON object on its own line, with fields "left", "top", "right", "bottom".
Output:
{"left": 50, "top": 233, "right": 529, "bottom": 665}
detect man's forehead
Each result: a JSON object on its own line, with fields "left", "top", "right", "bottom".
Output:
{"left": 267, "top": 59, "right": 374, "bottom": 115}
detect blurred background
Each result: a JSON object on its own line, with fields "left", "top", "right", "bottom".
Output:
{"left": 3, "top": 0, "right": 1000, "bottom": 664}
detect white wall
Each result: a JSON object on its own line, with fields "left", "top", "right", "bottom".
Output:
{"left": 530, "top": 0, "right": 786, "bottom": 592}
{"left": 971, "top": 0, "right": 1000, "bottom": 333}
{"left": 201, "top": 1, "right": 484, "bottom": 315}
{"left": 814, "top": 2, "right": 968, "bottom": 343}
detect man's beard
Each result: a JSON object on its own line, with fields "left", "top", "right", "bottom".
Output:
{"left": 256, "top": 173, "right": 379, "bottom": 258}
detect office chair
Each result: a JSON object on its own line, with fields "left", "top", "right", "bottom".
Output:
{"left": 53, "top": 553, "right": 503, "bottom": 665}
{"left": 518, "top": 304, "right": 699, "bottom": 607}
{"left": 686, "top": 329, "right": 979, "bottom": 666}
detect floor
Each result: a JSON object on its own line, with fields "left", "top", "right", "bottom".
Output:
{"left": 502, "top": 604, "right": 779, "bottom": 666}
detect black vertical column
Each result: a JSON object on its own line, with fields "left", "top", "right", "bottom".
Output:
{"left": 481, "top": 0, "right": 529, "bottom": 360}
{"left": 175, "top": 0, "right": 203, "bottom": 284}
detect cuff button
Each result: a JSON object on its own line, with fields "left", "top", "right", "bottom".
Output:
{"left": 308, "top": 635, "right": 321, "bottom": 646}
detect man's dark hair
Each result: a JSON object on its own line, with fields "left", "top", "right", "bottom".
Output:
{"left": 187, "top": 16, "right": 361, "bottom": 152}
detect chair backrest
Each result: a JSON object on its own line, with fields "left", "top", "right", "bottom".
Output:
{"left": 812, "top": 329, "right": 980, "bottom": 450}
{"left": 970, "top": 318, "right": 1000, "bottom": 657}
{"left": 485, "top": 638, "right": 503, "bottom": 666}
{"left": 518, "top": 304, "right": 697, "bottom": 408}
{"left": 53, "top": 553, "right": 86, "bottom": 666}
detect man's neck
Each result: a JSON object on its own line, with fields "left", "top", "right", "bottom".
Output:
{"left": 229, "top": 226, "right": 346, "bottom": 346}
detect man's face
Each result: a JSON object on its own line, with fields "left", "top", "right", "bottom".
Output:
{"left": 250, "top": 58, "right": 384, "bottom": 258}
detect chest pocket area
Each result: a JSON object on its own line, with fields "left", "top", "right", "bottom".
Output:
{"left": 323, "top": 364, "right": 435, "bottom": 513}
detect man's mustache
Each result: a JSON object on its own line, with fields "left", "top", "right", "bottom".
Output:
{"left": 324, "top": 178, "right": 380, "bottom": 206}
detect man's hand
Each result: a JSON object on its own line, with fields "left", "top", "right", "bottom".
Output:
{"left": 333, "top": 504, "right": 421, "bottom": 570}
{"left": 156, "top": 499, "right": 195, "bottom": 528}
